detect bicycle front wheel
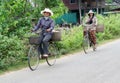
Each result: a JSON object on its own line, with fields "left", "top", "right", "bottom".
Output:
{"left": 28, "top": 45, "right": 40, "bottom": 71}
{"left": 82, "top": 37, "right": 91, "bottom": 54}
{"left": 46, "top": 43, "right": 57, "bottom": 66}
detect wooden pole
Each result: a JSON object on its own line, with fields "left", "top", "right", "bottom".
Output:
{"left": 96, "top": 0, "right": 99, "bottom": 14}
{"left": 78, "top": 0, "right": 82, "bottom": 24}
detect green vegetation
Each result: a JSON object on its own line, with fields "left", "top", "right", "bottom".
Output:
{"left": 96, "top": 14, "right": 120, "bottom": 41}
{"left": 106, "top": 0, "right": 113, "bottom": 3}
{"left": 0, "top": 0, "right": 120, "bottom": 74}
{"left": 0, "top": 0, "right": 67, "bottom": 71}
{"left": 57, "top": 27, "right": 83, "bottom": 55}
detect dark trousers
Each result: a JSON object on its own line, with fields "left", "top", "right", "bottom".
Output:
{"left": 38, "top": 34, "right": 52, "bottom": 55}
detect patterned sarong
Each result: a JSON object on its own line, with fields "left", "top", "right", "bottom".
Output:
{"left": 83, "top": 30, "right": 96, "bottom": 45}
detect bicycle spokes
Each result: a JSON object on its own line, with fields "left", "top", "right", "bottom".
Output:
{"left": 46, "top": 44, "right": 57, "bottom": 66}
{"left": 28, "top": 46, "right": 40, "bottom": 71}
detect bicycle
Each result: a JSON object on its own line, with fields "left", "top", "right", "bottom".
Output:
{"left": 28, "top": 31, "right": 60, "bottom": 71}
{"left": 81, "top": 24, "right": 96, "bottom": 54}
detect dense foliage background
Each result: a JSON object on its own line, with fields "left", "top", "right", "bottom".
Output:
{"left": 0, "top": 0, "right": 120, "bottom": 71}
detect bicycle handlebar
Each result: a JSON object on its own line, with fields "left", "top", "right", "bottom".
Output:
{"left": 82, "top": 24, "right": 93, "bottom": 30}
{"left": 82, "top": 24, "right": 93, "bottom": 27}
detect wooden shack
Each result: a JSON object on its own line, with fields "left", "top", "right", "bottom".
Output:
{"left": 62, "top": 0, "right": 105, "bottom": 23}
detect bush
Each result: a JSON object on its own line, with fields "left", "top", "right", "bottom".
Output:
{"left": 96, "top": 14, "right": 120, "bottom": 41}
{"left": 0, "top": 35, "right": 26, "bottom": 69}
{"left": 56, "top": 26, "right": 83, "bottom": 54}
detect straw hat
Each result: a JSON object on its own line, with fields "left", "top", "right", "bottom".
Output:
{"left": 41, "top": 8, "right": 53, "bottom": 16}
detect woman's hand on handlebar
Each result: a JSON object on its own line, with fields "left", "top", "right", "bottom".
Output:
{"left": 46, "top": 28, "right": 51, "bottom": 32}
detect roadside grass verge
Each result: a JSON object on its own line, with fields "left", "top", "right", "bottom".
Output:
{"left": 0, "top": 34, "right": 120, "bottom": 75}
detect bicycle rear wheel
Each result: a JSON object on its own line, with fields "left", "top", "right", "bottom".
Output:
{"left": 82, "top": 37, "right": 91, "bottom": 54}
{"left": 28, "top": 45, "right": 40, "bottom": 71}
{"left": 46, "top": 43, "right": 57, "bottom": 66}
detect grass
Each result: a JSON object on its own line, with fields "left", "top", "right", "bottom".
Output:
{"left": 0, "top": 55, "right": 60, "bottom": 75}
{"left": 0, "top": 37, "right": 120, "bottom": 75}
{"left": 0, "top": 61, "right": 28, "bottom": 75}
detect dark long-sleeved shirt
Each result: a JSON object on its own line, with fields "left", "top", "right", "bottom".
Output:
{"left": 33, "top": 17, "right": 54, "bottom": 34}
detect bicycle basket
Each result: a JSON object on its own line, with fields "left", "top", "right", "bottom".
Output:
{"left": 96, "top": 24, "right": 104, "bottom": 33}
{"left": 29, "top": 36, "right": 40, "bottom": 45}
{"left": 51, "top": 30, "right": 61, "bottom": 41}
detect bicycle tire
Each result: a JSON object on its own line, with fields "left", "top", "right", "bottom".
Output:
{"left": 82, "top": 37, "right": 91, "bottom": 54}
{"left": 46, "top": 43, "right": 57, "bottom": 66}
{"left": 89, "top": 35, "right": 97, "bottom": 51}
{"left": 91, "top": 42, "right": 96, "bottom": 51}
{"left": 28, "top": 45, "right": 40, "bottom": 71}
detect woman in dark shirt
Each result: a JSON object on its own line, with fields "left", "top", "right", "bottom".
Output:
{"left": 32, "top": 8, "right": 55, "bottom": 57}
